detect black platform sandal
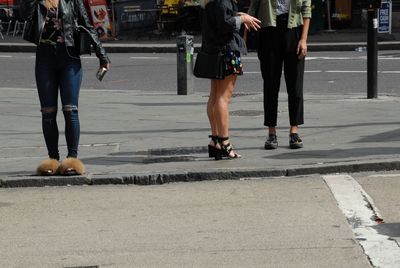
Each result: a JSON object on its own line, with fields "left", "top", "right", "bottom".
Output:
{"left": 217, "top": 137, "right": 241, "bottom": 160}
{"left": 208, "top": 135, "right": 219, "bottom": 158}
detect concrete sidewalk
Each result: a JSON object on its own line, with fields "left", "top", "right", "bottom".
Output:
{"left": 0, "top": 177, "right": 372, "bottom": 267}
{"left": 1, "top": 28, "right": 400, "bottom": 52}
{"left": 0, "top": 87, "right": 399, "bottom": 187}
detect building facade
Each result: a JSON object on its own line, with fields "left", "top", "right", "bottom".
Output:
{"left": 320, "top": 0, "right": 399, "bottom": 29}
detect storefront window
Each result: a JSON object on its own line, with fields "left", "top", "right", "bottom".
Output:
{"left": 328, "top": 0, "right": 352, "bottom": 28}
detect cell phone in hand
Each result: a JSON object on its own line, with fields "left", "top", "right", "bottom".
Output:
{"left": 96, "top": 67, "right": 108, "bottom": 81}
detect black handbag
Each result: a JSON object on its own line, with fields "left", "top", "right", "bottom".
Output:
{"left": 22, "top": 20, "right": 34, "bottom": 43}
{"left": 193, "top": 51, "right": 225, "bottom": 80}
{"left": 75, "top": 25, "right": 92, "bottom": 55}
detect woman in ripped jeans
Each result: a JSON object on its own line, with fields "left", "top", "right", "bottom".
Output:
{"left": 20, "top": 0, "right": 110, "bottom": 175}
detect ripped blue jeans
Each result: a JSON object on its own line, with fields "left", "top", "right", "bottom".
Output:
{"left": 35, "top": 44, "right": 83, "bottom": 159}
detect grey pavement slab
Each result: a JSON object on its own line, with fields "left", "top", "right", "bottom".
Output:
{"left": 355, "top": 172, "right": 400, "bottom": 245}
{"left": 0, "top": 177, "right": 371, "bottom": 267}
{"left": 355, "top": 172, "right": 400, "bottom": 223}
{"left": 0, "top": 87, "right": 399, "bottom": 186}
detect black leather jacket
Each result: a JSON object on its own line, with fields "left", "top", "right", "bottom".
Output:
{"left": 20, "top": 0, "right": 110, "bottom": 65}
{"left": 201, "top": 0, "right": 246, "bottom": 54}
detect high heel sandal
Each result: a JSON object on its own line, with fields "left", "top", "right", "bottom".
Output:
{"left": 208, "top": 135, "right": 219, "bottom": 158}
{"left": 216, "top": 137, "right": 241, "bottom": 160}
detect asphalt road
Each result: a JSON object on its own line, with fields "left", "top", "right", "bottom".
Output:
{"left": 1, "top": 51, "right": 400, "bottom": 96}
{"left": 1, "top": 172, "right": 400, "bottom": 267}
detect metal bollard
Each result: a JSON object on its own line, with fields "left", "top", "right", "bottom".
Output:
{"left": 176, "top": 35, "right": 194, "bottom": 95}
{"left": 367, "top": 8, "right": 378, "bottom": 99}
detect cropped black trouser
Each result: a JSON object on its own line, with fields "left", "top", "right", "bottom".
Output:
{"left": 257, "top": 15, "right": 305, "bottom": 127}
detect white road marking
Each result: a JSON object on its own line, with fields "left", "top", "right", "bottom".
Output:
{"left": 243, "top": 71, "right": 261, "bottom": 74}
{"left": 379, "top": 57, "right": 400, "bottom": 60}
{"left": 244, "top": 56, "right": 400, "bottom": 61}
{"left": 0, "top": 87, "right": 136, "bottom": 93}
{"left": 323, "top": 174, "right": 400, "bottom": 268}
{"left": 1, "top": 54, "right": 399, "bottom": 74}
{"left": 307, "top": 56, "right": 364, "bottom": 60}
{"left": 381, "top": 71, "right": 400, "bottom": 74}
{"left": 244, "top": 70, "right": 323, "bottom": 74}
{"left": 307, "top": 56, "right": 400, "bottom": 60}
{"left": 245, "top": 70, "right": 391, "bottom": 74}
{"left": 130, "top": 56, "right": 160, "bottom": 60}
{"left": 326, "top": 70, "right": 367, "bottom": 73}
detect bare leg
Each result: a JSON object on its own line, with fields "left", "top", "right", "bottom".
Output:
{"left": 214, "top": 75, "right": 236, "bottom": 138}
{"left": 214, "top": 75, "right": 240, "bottom": 157}
{"left": 268, "top": 126, "right": 277, "bottom": 135}
{"left": 290, "top": 125, "right": 298, "bottom": 134}
{"left": 207, "top": 79, "right": 219, "bottom": 139}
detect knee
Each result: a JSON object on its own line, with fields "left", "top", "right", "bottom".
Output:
{"left": 41, "top": 107, "right": 57, "bottom": 114}
{"left": 289, "top": 93, "right": 303, "bottom": 101}
{"left": 216, "top": 96, "right": 232, "bottom": 107}
{"left": 216, "top": 92, "right": 233, "bottom": 106}
{"left": 225, "top": 95, "right": 233, "bottom": 104}
{"left": 221, "top": 91, "right": 234, "bottom": 104}
{"left": 62, "top": 105, "right": 78, "bottom": 112}
{"left": 41, "top": 107, "right": 57, "bottom": 121}
{"left": 62, "top": 105, "right": 79, "bottom": 121}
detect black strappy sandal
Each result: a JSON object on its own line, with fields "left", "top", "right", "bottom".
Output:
{"left": 208, "top": 135, "right": 219, "bottom": 158}
{"left": 216, "top": 137, "right": 241, "bottom": 160}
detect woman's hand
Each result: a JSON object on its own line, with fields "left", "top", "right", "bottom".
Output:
{"left": 101, "top": 63, "right": 111, "bottom": 70}
{"left": 237, "top": 12, "right": 261, "bottom": 31}
{"left": 297, "top": 39, "right": 307, "bottom": 59}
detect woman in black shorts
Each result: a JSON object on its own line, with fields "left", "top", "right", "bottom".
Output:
{"left": 200, "top": 0, "right": 260, "bottom": 159}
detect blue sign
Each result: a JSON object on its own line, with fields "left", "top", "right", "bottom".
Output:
{"left": 378, "top": 1, "right": 391, "bottom": 33}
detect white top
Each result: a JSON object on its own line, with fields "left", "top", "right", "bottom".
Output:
{"left": 276, "top": 0, "right": 291, "bottom": 15}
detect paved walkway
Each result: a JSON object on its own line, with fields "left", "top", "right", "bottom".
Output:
{"left": 0, "top": 175, "right": 375, "bottom": 267}
{"left": 0, "top": 87, "right": 399, "bottom": 187}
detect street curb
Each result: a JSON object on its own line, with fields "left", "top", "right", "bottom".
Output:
{"left": 1, "top": 42, "right": 400, "bottom": 53}
{"left": 0, "top": 43, "right": 35, "bottom": 53}
{"left": 1, "top": 160, "right": 399, "bottom": 188}
{"left": 308, "top": 42, "right": 400, "bottom": 51}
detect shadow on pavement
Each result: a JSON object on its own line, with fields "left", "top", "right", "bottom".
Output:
{"left": 263, "top": 147, "right": 400, "bottom": 160}
{"left": 373, "top": 223, "right": 400, "bottom": 237}
{"left": 353, "top": 128, "right": 400, "bottom": 143}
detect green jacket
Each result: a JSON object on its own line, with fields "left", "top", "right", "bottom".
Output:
{"left": 248, "top": 0, "right": 312, "bottom": 29}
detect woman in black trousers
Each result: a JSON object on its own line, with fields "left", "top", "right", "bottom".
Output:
{"left": 248, "top": 0, "right": 311, "bottom": 149}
